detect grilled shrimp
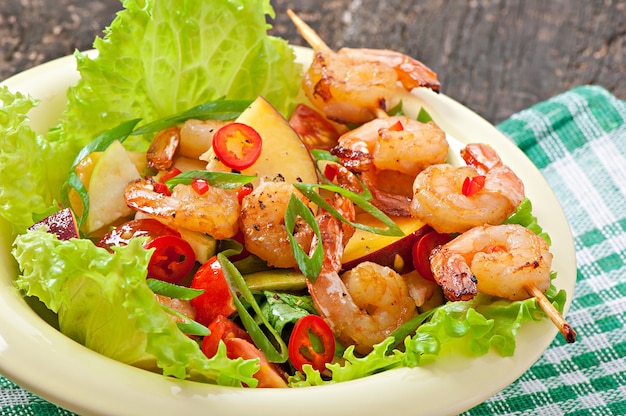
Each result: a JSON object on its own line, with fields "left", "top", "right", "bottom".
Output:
{"left": 303, "top": 48, "right": 439, "bottom": 125}
{"left": 288, "top": 9, "right": 439, "bottom": 125}
{"left": 307, "top": 197, "right": 416, "bottom": 354}
{"left": 430, "top": 224, "right": 552, "bottom": 302}
{"left": 410, "top": 143, "right": 525, "bottom": 233}
{"left": 124, "top": 178, "right": 239, "bottom": 240}
{"left": 331, "top": 116, "right": 448, "bottom": 216}
{"left": 239, "top": 180, "right": 313, "bottom": 268}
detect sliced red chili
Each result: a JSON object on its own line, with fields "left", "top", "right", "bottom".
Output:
{"left": 160, "top": 167, "right": 182, "bottom": 183}
{"left": 236, "top": 183, "right": 254, "bottom": 204}
{"left": 212, "top": 122, "right": 262, "bottom": 171}
{"left": 191, "top": 178, "right": 210, "bottom": 195}
{"left": 153, "top": 181, "right": 171, "bottom": 196}
{"left": 288, "top": 314, "right": 335, "bottom": 372}
{"left": 323, "top": 163, "right": 339, "bottom": 182}
{"left": 412, "top": 230, "right": 453, "bottom": 282}
{"left": 462, "top": 175, "right": 486, "bottom": 197}
{"left": 144, "top": 234, "right": 196, "bottom": 284}
{"left": 388, "top": 120, "right": 404, "bottom": 131}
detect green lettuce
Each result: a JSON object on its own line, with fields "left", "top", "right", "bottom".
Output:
{"left": 0, "top": 0, "right": 302, "bottom": 235}
{"left": 12, "top": 228, "right": 259, "bottom": 386}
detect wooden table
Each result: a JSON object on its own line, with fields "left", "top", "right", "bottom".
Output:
{"left": 1, "top": 0, "right": 623, "bottom": 124}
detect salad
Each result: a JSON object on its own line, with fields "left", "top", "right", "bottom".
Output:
{"left": 0, "top": 0, "right": 570, "bottom": 389}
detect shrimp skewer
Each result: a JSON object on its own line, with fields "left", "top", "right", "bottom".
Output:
{"left": 411, "top": 143, "right": 525, "bottom": 234}
{"left": 430, "top": 223, "right": 576, "bottom": 342}
{"left": 287, "top": 9, "right": 440, "bottom": 124}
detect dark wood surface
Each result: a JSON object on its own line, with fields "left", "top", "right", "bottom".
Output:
{"left": 1, "top": 0, "right": 624, "bottom": 125}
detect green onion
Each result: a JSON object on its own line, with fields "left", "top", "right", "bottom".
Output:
{"left": 309, "top": 149, "right": 373, "bottom": 200}
{"left": 146, "top": 278, "right": 204, "bottom": 300}
{"left": 284, "top": 194, "right": 323, "bottom": 281}
{"left": 158, "top": 303, "right": 210, "bottom": 336}
{"left": 164, "top": 170, "right": 256, "bottom": 191}
{"left": 387, "top": 307, "right": 438, "bottom": 352}
{"left": 293, "top": 182, "right": 404, "bottom": 237}
{"left": 130, "top": 98, "right": 252, "bottom": 136}
{"left": 417, "top": 107, "right": 433, "bottom": 123}
{"left": 218, "top": 253, "right": 289, "bottom": 363}
{"left": 60, "top": 118, "right": 142, "bottom": 228}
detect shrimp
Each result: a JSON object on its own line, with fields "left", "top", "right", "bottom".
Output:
{"left": 307, "top": 198, "right": 417, "bottom": 354}
{"left": 429, "top": 224, "right": 552, "bottom": 302}
{"left": 410, "top": 143, "right": 525, "bottom": 233}
{"left": 124, "top": 178, "right": 239, "bottom": 240}
{"left": 239, "top": 180, "right": 313, "bottom": 268}
{"left": 288, "top": 9, "right": 440, "bottom": 124}
{"left": 332, "top": 116, "right": 448, "bottom": 216}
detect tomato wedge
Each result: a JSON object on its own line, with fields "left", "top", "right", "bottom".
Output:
{"left": 412, "top": 230, "right": 453, "bottom": 282}
{"left": 190, "top": 256, "right": 236, "bottom": 326}
{"left": 212, "top": 122, "right": 262, "bottom": 170}
{"left": 144, "top": 234, "right": 196, "bottom": 284}
{"left": 288, "top": 314, "right": 335, "bottom": 372}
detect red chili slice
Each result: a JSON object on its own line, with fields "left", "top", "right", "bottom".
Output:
{"left": 144, "top": 234, "right": 196, "bottom": 284}
{"left": 212, "top": 122, "right": 262, "bottom": 170}
{"left": 96, "top": 218, "right": 180, "bottom": 249}
{"left": 288, "top": 314, "right": 335, "bottom": 372}
{"left": 191, "top": 178, "right": 210, "bottom": 195}
{"left": 412, "top": 230, "right": 453, "bottom": 282}
{"left": 462, "top": 175, "right": 486, "bottom": 197}
{"left": 236, "top": 183, "right": 254, "bottom": 204}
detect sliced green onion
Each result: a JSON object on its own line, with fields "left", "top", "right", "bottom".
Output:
{"left": 417, "top": 107, "right": 433, "bottom": 123}
{"left": 309, "top": 149, "right": 373, "bottom": 200}
{"left": 158, "top": 303, "right": 210, "bottom": 336}
{"left": 284, "top": 194, "right": 323, "bottom": 281}
{"left": 165, "top": 170, "right": 256, "bottom": 191}
{"left": 131, "top": 98, "right": 252, "bottom": 136}
{"left": 387, "top": 307, "right": 438, "bottom": 352}
{"left": 293, "top": 182, "right": 404, "bottom": 237}
{"left": 60, "top": 118, "right": 142, "bottom": 228}
{"left": 218, "top": 253, "right": 289, "bottom": 363}
{"left": 146, "top": 278, "right": 204, "bottom": 301}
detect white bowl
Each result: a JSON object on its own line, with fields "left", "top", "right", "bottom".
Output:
{"left": 0, "top": 46, "right": 576, "bottom": 416}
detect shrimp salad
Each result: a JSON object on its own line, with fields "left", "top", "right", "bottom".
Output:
{"left": 0, "top": 0, "right": 571, "bottom": 389}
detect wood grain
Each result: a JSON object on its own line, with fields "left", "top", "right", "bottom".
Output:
{"left": 1, "top": 0, "right": 624, "bottom": 124}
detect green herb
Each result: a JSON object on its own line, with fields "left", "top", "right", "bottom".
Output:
{"left": 218, "top": 253, "right": 289, "bottom": 363}
{"left": 146, "top": 278, "right": 204, "bottom": 301}
{"left": 309, "top": 149, "right": 373, "bottom": 200}
{"left": 131, "top": 99, "right": 252, "bottom": 136}
{"left": 293, "top": 182, "right": 404, "bottom": 237}
{"left": 164, "top": 170, "right": 257, "bottom": 191}
{"left": 387, "top": 307, "right": 438, "bottom": 351}
{"left": 158, "top": 303, "right": 210, "bottom": 336}
{"left": 60, "top": 118, "right": 141, "bottom": 228}
{"left": 417, "top": 107, "right": 433, "bottom": 123}
{"left": 284, "top": 194, "right": 324, "bottom": 281}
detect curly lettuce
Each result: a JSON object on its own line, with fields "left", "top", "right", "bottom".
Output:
{"left": 12, "top": 228, "right": 259, "bottom": 386}
{"left": 0, "top": 0, "right": 302, "bottom": 235}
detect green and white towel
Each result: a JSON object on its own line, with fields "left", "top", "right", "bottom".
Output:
{"left": 1, "top": 85, "right": 625, "bottom": 415}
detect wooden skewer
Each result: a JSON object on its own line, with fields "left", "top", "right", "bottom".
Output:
{"left": 287, "top": 9, "right": 332, "bottom": 52}
{"left": 525, "top": 283, "right": 577, "bottom": 343}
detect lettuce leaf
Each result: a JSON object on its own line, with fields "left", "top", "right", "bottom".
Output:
{"left": 12, "top": 228, "right": 259, "bottom": 387}
{"left": 0, "top": 0, "right": 302, "bottom": 236}
{"left": 61, "top": 0, "right": 302, "bottom": 152}
{"left": 0, "top": 88, "right": 61, "bottom": 234}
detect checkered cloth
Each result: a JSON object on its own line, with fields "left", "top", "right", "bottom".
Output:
{"left": 1, "top": 85, "right": 624, "bottom": 415}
